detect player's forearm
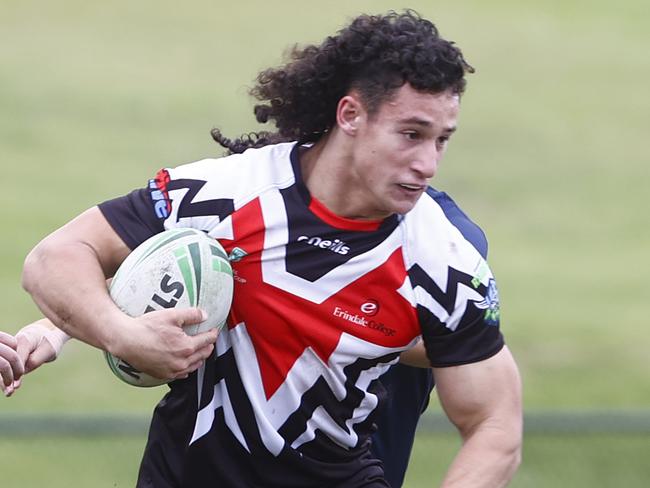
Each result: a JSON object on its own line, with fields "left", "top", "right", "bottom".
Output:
{"left": 22, "top": 240, "right": 128, "bottom": 355}
{"left": 440, "top": 422, "right": 522, "bottom": 487}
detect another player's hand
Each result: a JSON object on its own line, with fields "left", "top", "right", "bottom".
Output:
{"left": 112, "top": 307, "right": 219, "bottom": 381}
{"left": 0, "top": 331, "right": 24, "bottom": 397}
{"left": 1, "top": 320, "right": 70, "bottom": 397}
{"left": 16, "top": 320, "right": 68, "bottom": 374}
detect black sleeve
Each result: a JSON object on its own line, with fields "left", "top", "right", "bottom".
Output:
{"left": 98, "top": 188, "right": 165, "bottom": 251}
{"left": 420, "top": 310, "right": 504, "bottom": 367}
{"left": 410, "top": 261, "right": 504, "bottom": 368}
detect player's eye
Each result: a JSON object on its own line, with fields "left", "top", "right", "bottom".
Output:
{"left": 402, "top": 131, "right": 420, "bottom": 141}
{"left": 437, "top": 136, "right": 450, "bottom": 148}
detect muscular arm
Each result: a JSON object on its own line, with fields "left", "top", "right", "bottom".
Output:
{"left": 435, "top": 346, "right": 522, "bottom": 487}
{"left": 23, "top": 207, "right": 130, "bottom": 352}
{"left": 22, "top": 207, "right": 218, "bottom": 380}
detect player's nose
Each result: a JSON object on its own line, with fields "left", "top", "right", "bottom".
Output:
{"left": 410, "top": 152, "right": 438, "bottom": 179}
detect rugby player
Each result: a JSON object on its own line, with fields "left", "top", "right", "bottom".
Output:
{"left": 3, "top": 11, "right": 522, "bottom": 487}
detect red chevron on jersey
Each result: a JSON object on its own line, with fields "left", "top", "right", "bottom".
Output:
{"left": 220, "top": 196, "right": 419, "bottom": 399}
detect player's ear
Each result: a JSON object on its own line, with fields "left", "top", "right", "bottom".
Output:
{"left": 336, "top": 93, "right": 365, "bottom": 136}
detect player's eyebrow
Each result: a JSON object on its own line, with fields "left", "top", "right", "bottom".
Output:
{"left": 398, "top": 117, "right": 457, "bottom": 134}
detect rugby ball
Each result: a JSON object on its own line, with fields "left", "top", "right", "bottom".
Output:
{"left": 105, "top": 228, "right": 233, "bottom": 387}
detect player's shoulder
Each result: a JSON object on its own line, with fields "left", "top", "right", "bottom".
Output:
{"left": 403, "top": 187, "right": 488, "bottom": 259}
{"left": 165, "top": 142, "right": 298, "bottom": 204}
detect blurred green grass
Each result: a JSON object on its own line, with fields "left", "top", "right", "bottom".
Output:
{"left": 2, "top": 433, "right": 649, "bottom": 488}
{"left": 1, "top": 0, "right": 649, "bottom": 485}
{"left": 406, "top": 433, "right": 650, "bottom": 488}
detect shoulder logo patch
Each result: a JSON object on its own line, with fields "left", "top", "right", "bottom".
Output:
{"left": 475, "top": 278, "right": 500, "bottom": 326}
{"left": 149, "top": 169, "right": 172, "bottom": 219}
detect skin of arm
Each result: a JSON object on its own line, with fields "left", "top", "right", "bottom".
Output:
{"left": 435, "top": 346, "right": 522, "bottom": 487}
{"left": 21, "top": 206, "right": 219, "bottom": 380}
{"left": 399, "top": 340, "right": 430, "bottom": 368}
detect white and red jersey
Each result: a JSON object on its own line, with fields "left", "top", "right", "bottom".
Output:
{"left": 99, "top": 142, "right": 503, "bottom": 488}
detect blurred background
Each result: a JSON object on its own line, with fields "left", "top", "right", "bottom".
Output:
{"left": 1, "top": 0, "right": 648, "bottom": 486}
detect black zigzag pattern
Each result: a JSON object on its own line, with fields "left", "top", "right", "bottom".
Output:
{"left": 277, "top": 352, "right": 400, "bottom": 451}
{"left": 408, "top": 263, "right": 485, "bottom": 317}
{"left": 168, "top": 178, "right": 235, "bottom": 222}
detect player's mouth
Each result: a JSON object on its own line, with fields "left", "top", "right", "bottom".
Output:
{"left": 398, "top": 183, "right": 425, "bottom": 192}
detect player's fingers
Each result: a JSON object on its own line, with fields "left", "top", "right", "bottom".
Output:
{"left": 15, "top": 333, "right": 38, "bottom": 366}
{"left": 0, "top": 342, "right": 23, "bottom": 386}
{"left": 174, "top": 358, "right": 208, "bottom": 379}
{"left": 0, "top": 331, "right": 18, "bottom": 349}
{"left": 173, "top": 307, "right": 208, "bottom": 327}
{"left": 188, "top": 328, "right": 219, "bottom": 350}
{"left": 174, "top": 343, "right": 214, "bottom": 378}
{"left": 4, "top": 378, "right": 22, "bottom": 397}
{"left": 0, "top": 357, "right": 15, "bottom": 388}
{"left": 196, "top": 341, "right": 215, "bottom": 360}
{"left": 185, "top": 343, "right": 214, "bottom": 367}
{"left": 144, "top": 307, "right": 207, "bottom": 330}
{"left": 24, "top": 342, "right": 57, "bottom": 374}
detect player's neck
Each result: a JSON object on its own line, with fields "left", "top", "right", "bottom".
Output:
{"left": 300, "top": 132, "right": 386, "bottom": 221}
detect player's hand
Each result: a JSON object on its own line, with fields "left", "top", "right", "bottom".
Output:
{"left": 112, "top": 307, "right": 219, "bottom": 381}
{"left": 16, "top": 321, "right": 68, "bottom": 374}
{"left": 0, "top": 331, "right": 24, "bottom": 397}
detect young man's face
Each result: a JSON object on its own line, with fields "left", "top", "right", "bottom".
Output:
{"left": 348, "top": 84, "right": 460, "bottom": 219}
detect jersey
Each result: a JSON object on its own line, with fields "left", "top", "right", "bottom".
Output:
{"left": 98, "top": 141, "right": 504, "bottom": 488}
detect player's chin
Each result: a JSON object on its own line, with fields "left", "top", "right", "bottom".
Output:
{"left": 389, "top": 189, "right": 425, "bottom": 215}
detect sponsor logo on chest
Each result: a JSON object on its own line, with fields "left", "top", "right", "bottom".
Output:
{"left": 297, "top": 235, "right": 350, "bottom": 255}
{"left": 332, "top": 300, "right": 396, "bottom": 336}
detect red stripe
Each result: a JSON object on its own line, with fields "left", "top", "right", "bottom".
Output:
{"left": 308, "top": 197, "right": 383, "bottom": 231}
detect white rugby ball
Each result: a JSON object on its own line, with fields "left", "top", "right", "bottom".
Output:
{"left": 104, "top": 228, "right": 233, "bottom": 387}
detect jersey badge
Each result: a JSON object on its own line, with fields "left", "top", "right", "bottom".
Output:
{"left": 228, "top": 247, "right": 248, "bottom": 263}
{"left": 475, "top": 278, "right": 500, "bottom": 326}
{"left": 149, "top": 169, "right": 172, "bottom": 219}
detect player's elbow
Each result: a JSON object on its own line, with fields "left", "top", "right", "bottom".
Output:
{"left": 22, "top": 241, "right": 48, "bottom": 295}
{"left": 22, "top": 236, "right": 72, "bottom": 295}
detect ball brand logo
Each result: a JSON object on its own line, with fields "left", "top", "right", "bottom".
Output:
{"left": 116, "top": 358, "right": 141, "bottom": 380}
{"left": 297, "top": 235, "right": 350, "bottom": 255}
{"left": 144, "top": 273, "right": 184, "bottom": 312}
{"left": 360, "top": 300, "right": 379, "bottom": 316}
{"left": 149, "top": 169, "right": 172, "bottom": 219}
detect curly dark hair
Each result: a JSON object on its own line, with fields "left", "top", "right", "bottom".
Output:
{"left": 212, "top": 10, "right": 473, "bottom": 154}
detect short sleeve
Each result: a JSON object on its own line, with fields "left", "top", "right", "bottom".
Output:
{"left": 98, "top": 188, "right": 164, "bottom": 250}
{"left": 98, "top": 163, "right": 236, "bottom": 250}
{"left": 408, "top": 188, "right": 504, "bottom": 367}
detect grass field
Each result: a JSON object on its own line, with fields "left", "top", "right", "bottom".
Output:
{"left": 1, "top": 0, "right": 649, "bottom": 486}
{"left": 2, "top": 433, "right": 649, "bottom": 487}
